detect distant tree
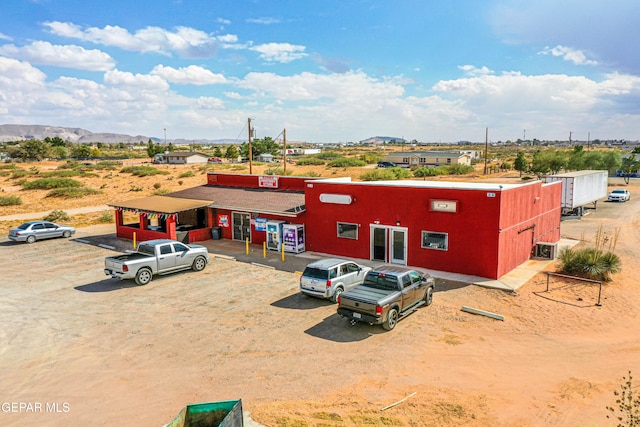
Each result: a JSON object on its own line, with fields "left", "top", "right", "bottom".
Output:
{"left": 514, "top": 151, "right": 527, "bottom": 176}
{"left": 530, "top": 150, "right": 551, "bottom": 177}
{"left": 15, "top": 139, "right": 51, "bottom": 161}
{"left": 620, "top": 154, "right": 637, "bottom": 184}
{"left": 567, "top": 145, "right": 585, "bottom": 171}
{"left": 71, "top": 144, "right": 92, "bottom": 159}
{"left": 50, "top": 146, "right": 68, "bottom": 159}
{"left": 146, "top": 139, "right": 164, "bottom": 157}
{"left": 213, "top": 147, "right": 223, "bottom": 157}
{"left": 547, "top": 150, "right": 567, "bottom": 174}
{"left": 239, "top": 137, "right": 280, "bottom": 159}
{"left": 224, "top": 145, "right": 239, "bottom": 161}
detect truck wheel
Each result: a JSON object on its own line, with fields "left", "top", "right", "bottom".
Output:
{"left": 382, "top": 308, "right": 399, "bottom": 331}
{"left": 135, "top": 268, "right": 152, "bottom": 286}
{"left": 332, "top": 287, "right": 344, "bottom": 303}
{"left": 424, "top": 287, "right": 434, "bottom": 306}
{"left": 62, "top": 230, "right": 71, "bottom": 238}
{"left": 191, "top": 256, "right": 207, "bottom": 272}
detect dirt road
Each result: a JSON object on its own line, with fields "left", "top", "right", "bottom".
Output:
{"left": 1, "top": 179, "right": 639, "bottom": 426}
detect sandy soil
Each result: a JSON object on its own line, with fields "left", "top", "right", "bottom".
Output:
{"left": 1, "top": 161, "right": 639, "bottom": 426}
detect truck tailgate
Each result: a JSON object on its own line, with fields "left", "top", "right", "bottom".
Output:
{"left": 340, "top": 286, "right": 394, "bottom": 313}
{"left": 104, "top": 253, "right": 149, "bottom": 273}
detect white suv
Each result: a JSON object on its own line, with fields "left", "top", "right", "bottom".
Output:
{"left": 300, "top": 258, "right": 372, "bottom": 302}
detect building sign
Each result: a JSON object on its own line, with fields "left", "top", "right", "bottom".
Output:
{"left": 319, "top": 193, "right": 353, "bottom": 205}
{"left": 217, "top": 214, "right": 230, "bottom": 228}
{"left": 259, "top": 176, "right": 279, "bottom": 188}
{"left": 430, "top": 200, "right": 458, "bottom": 213}
{"left": 255, "top": 218, "right": 267, "bottom": 231}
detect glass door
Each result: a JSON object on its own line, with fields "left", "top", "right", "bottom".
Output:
{"left": 232, "top": 212, "right": 251, "bottom": 241}
{"left": 371, "top": 227, "right": 387, "bottom": 262}
{"left": 391, "top": 228, "right": 407, "bottom": 265}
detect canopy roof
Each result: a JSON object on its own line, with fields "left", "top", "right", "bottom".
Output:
{"left": 108, "top": 195, "right": 213, "bottom": 214}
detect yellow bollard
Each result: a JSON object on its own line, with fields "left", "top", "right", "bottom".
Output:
{"left": 281, "top": 243, "right": 285, "bottom": 262}
{"left": 133, "top": 232, "right": 136, "bottom": 249}
{"left": 246, "top": 237, "right": 249, "bottom": 255}
{"left": 263, "top": 242, "right": 266, "bottom": 258}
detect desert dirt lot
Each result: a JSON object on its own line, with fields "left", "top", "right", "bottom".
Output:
{"left": 1, "top": 170, "right": 640, "bottom": 426}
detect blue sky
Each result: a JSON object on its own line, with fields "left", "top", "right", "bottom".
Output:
{"left": 1, "top": 0, "right": 639, "bottom": 143}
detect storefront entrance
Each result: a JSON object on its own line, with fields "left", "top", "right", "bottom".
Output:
{"left": 370, "top": 225, "right": 407, "bottom": 265}
{"left": 232, "top": 212, "right": 251, "bottom": 242}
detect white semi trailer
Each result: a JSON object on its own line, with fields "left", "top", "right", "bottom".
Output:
{"left": 545, "top": 170, "right": 608, "bottom": 216}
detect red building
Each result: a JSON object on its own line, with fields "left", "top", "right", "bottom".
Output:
{"left": 303, "top": 178, "right": 562, "bottom": 279}
{"left": 110, "top": 173, "right": 562, "bottom": 279}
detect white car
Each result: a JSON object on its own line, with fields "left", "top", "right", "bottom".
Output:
{"left": 299, "top": 258, "right": 372, "bottom": 302}
{"left": 608, "top": 189, "right": 631, "bottom": 202}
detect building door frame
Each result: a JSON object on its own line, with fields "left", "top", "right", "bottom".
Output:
{"left": 232, "top": 212, "right": 251, "bottom": 242}
{"left": 370, "top": 224, "right": 408, "bottom": 265}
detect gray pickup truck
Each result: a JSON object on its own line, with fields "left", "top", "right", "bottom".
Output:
{"left": 337, "top": 266, "right": 435, "bottom": 330}
{"left": 104, "top": 239, "right": 210, "bottom": 285}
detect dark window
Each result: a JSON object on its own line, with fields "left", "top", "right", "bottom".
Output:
{"left": 422, "top": 231, "right": 448, "bottom": 250}
{"left": 160, "top": 245, "right": 172, "bottom": 255}
{"left": 337, "top": 222, "right": 358, "bottom": 240}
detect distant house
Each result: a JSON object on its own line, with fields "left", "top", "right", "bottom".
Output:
{"left": 382, "top": 151, "right": 472, "bottom": 168}
{"left": 161, "top": 152, "right": 209, "bottom": 165}
{"left": 256, "top": 153, "right": 275, "bottom": 163}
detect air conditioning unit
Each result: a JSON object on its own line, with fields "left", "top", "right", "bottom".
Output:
{"left": 533, "top": 242, "right": 557, "bottom": 260}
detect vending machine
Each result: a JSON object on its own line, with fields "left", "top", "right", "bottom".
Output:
{"left": 282, "top": 224, "right": 305, "bottom": 253}
{"left": 266, "top": 220, "right": 286, "bottom": 251}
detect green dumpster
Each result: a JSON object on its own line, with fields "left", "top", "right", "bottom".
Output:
{"left": 165, "top": 399, "right": 243, "bottom": 427}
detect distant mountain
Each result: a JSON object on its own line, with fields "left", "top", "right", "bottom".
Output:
{"left": 0, "top": 124, "right": 244, "bottom": 145}
{"left": 359, "top": 136, "right": 407, "bottom": 145}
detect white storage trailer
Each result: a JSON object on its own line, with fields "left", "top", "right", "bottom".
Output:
{"left": 545, "top": 170, "right": 608, "bottom": 215}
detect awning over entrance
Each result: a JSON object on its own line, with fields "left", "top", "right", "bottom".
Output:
{"left": 168, "top": 185, "right": 306, "bottom": 217}
{"left": 108, "top": 195, "right": 213, "bottom": 214}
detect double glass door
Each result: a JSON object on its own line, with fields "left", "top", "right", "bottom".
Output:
{"left": 371, "top": 225, "right": 407, "bottom": 264}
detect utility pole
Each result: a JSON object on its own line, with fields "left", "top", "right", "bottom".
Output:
{"left": 587, "top": 131, "right": 591, "bottom": 150}
{"left": 483, "top": 127, "right": 489, "bottom": 175}
{"left": 283, "top": 128, "right": 287, "bottom": 176}
{"left": 569, "top": 131, "right": 572, "bottom": 146}
{"left": 164, "top": 128, "right": 166, "bottom": 145}
{"left": 248, "top": 118, "right": 253, "bottom": 174}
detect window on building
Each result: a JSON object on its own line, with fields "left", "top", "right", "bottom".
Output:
{"left": 422, "top": 231, "right": 448, "bottom": 250}
{"left": 447, "top": 158, "right": 452, "bottom": 164}
{"left": 402, "top": 157, "right": 409, "bottom": 163}
{"left": 420, "top": 157, "right": 426, "bottom": 163}
{"left": 337, "top": 222, "right": 358, "bottom": 239}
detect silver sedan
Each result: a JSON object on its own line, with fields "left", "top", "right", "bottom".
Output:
{"left": 8, "top": 221, "right": 76, "bottom": 243}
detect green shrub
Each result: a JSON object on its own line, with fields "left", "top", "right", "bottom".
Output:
{"left": 606, "top": 371, "right": 640, "bottom": 426}
{"left": 11, "top": 169, "right": 30, "bottom": 179}
{"left": 39, "top": 170, "right": 82, "bottom": 178}
{"left": 445, "top": 164, "right": 475, "bottom": 175}
{"left": 360, "top": 169, "right": 398, "bottom": 181}
{"left": 153, "top": 188, "right": 171, "bottom": 195}
{"left": 44, "top": 210, "right": 70, "bottom": 222}
{"left": 0, "top": 195, "right": 22, "bottom": 206}
{"left": 327, "top": 157, "right": 366, "bottom": 168}
{"left": 557, "top": 247, "right": 621, "bottom": 281}
{"left": 46, "top": 187, "right": 102, "bottom": 198}
{"left": 178, "top": 171, "right": 195, "bottom": 178}
{"left": 120, "top": 166, "right": 170, "bottom": 176}
{"left": 98, "top": 212, "right": 114, "bottom": 223}
{"left": 129, "top": 185, "right": 144, "bottom": 192}
{"left": 153, "top": 182, "right": 162, "bottom": 189}
{"left": 295, "top": 157, "right": 325, "bottom": 166}
{"left": 316, "top": 151, "right": 341, "bottom": 160}
{"left": 414, "top": 166, "right": 448, "bottom": 177}
{"left": 23, "top": 178, "right": 83, "bottom": 190}
{"left": 359, "top": 152, "right": 384, "bottom": 164}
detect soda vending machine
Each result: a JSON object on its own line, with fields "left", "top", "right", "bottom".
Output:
{"left": 282, "top": 224, "right": 305, "bottom": 253}
{"left": 266, "top": 220, "right": 286, "bottom": 251}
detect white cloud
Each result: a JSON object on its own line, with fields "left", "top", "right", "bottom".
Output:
{"left": 0, "top": 32, "right": 12, "bottom": 41}
{"left": 539, "top": 45, "right": 598, "bottom": 66}
{"left": 0, "top": 41, "right": 115, "bottom": 71}
{"left": 459, "top": 65, "right": 494, "bottom": 77}
{"left": 250, "top": 43, "right": 307, "bottom": 63}
{"left": 104, "top": 69, "right": 170, "bottom": 91}
{"left": 246, "top": 17, "right": 281, "bottom": 25}
{"left": 43, "top": 21, "right": 219, "bottom": 58}
{"left": 150, "top": 65, "right": 227, "bottom": 85}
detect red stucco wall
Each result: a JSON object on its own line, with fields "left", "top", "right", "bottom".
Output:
{"left": 207, "top": 172, "right": 310, "bottom": 191}
{"left": 304, "top": 180, "right": 561, "bottom": 279}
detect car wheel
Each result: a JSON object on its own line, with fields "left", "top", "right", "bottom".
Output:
{"left": 424, "top": 287, "right": 434, "bottom": 306}
{"left": 26, "top": 235, "right": 36, "bottom": 244}
{"left": 134, "top": 268, "right": 152, "bottom": 286}
{"left": 332, "top": 287, "right": 344, "bottom": 303}
{"left": 191, "top": 256, "right": 207, "bottom": 272}
{"left": 382, "top": 308, "right": 399, "bottom": 331}
{"left": 62, "top": 230, "right": 71, "bottom": 238}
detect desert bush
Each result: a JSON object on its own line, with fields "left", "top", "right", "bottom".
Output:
{"left": 557, "top": 227, "right": 621, "bottom": 282}
{"left": 98, "top": 212, "right": 114, "bottom": 223}
{"left": 44, "top": 210, "right": 70, "bottom": 222}
{"left": 295, "top": 157, "right": 325, "bottom": 166}
{"left": 414, "top": 166, "right": 448, "bottom": 177}
{"left": 178, "top": 171, "right": 195, "bottom": 178}
{"left": 0, "top": 164, "right": 18, "bottom": 170}
{"left": 129, "top": 185, "right": 144, "bottom": 192}
{"left": 120, "top": 166, "right": 170, "bottom": 176}
{"left": 327, "top": 157, "right": 366, "bottom": 168}
{"left": 153, "top": 182, "right": 162, "bottom": 189}
{"left": 606, "top": 371, "right": 640, "bottom": 426}
{"left": 23, "top": 178, "right": 83, "bottom": 190}
{"left": 359, "top": 152, "right": 384, "bottom": 164}
{"left": 39, "top": 170, "right": 82, "bottom": 178}
{"left": 11, "top": 169, "right": 30, "bottom": 179}
{"left": 360, "top": 169, "right": 398, "bottom": 181}
{"left": 445, "top": 164, "right": 475, "bottom": 175}
{"left": 0, "top": 195, "right": 22, "bottom": 206}
{"left": 316, "top": 151, "right": 341, "bottom": 160}
{"left": 153, "top": 188, "right": 171, "bottom": 195}
{"left": 46, "top": 187, "right": 102, "bottom": 198}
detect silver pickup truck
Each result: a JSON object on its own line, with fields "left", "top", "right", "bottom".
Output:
{"left": 337, "top": 266, "right": 435, "bottom": 330}
{"left": 104, "top": 239, "right": 210, "bottom": 285}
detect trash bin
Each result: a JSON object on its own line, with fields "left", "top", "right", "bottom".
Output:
{"left": 211, "top": 227, "right": 222, "bottom": 240}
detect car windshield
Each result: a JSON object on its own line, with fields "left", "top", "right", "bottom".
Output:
{"left": 362, "top": 273, "right": 399, "bottom": 290}
{"left": 612, "top": 190, "right": 625, "bottom": 194}
{"left": 302, "top": 267, "right": 329, "bottom": 280}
